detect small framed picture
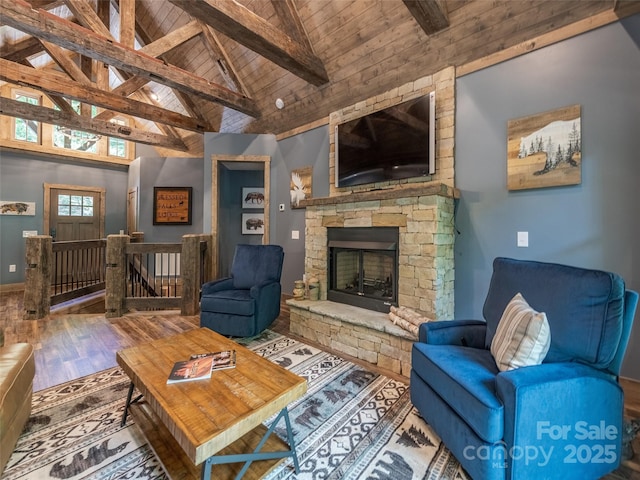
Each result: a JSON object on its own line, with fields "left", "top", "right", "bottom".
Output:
{"left": 0, "top": 201, "right": 36, "bottom": 216}
{"left": 242, "top": 213, "right": 264, "bottom": 234}
{"left": 290, "top": 166, "right": 312, "bottom": 209}
{"left": 242, "top": 187, "right": 265, "bottom": 209}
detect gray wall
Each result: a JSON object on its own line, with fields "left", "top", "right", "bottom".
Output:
{"left": 203, "top": 133, "right": 278, "bottom": 281}
{"left": 137, "top": 156, "right": 204, "bottom": 242}
{"left": 275, "top": 126, "right": 330, "bottom": 292}
{"left": 454, "top": 15, "right": 640, "bottom": 378}
{"left": 218, "top": 167, "right": 264, "bottom": 277}
{"left": 0, "top": 150, "right": 128, "bottom": 284}
{"left": 203, "top": 130, "right": 328, "bottom": 293}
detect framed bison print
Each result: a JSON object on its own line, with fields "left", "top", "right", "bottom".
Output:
{"left": 242, "top": 213, "right": 264, "bottom": 235}
{"left": 0, "top": 201, "right": 36, "bottom": 215}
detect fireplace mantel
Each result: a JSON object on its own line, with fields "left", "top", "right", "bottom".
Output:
{"left": 301, "top": 183, "right": 459, "bottom": 208}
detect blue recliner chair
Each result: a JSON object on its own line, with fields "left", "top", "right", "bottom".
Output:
{"left": 411, "top": 257, "right": 638, "bottom": 480}
{"left": 200, "top": 244, "right": 284, "bottom": 337}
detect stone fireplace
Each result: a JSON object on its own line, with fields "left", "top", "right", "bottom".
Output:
{"left": 287, "top": 183, "right": 457, "bottom": 376}
{"left": 287, "top": 66, "right": 457, "bottom": 376}
{"left": 328, "top": 226, "right": 398, "bottom": 313}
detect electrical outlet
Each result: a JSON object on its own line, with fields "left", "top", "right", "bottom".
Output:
{"left": 279, "top": 204, "right": 285, "bottom": 212}
{"left": 9, "top": 264, "right": 16, "bottom": 273}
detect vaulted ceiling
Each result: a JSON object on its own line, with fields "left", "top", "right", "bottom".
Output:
{"left": 1, "top": 0, "right": 638, "bottom": 158}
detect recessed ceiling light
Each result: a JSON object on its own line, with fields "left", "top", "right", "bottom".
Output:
{"left": 275, "top": 98, "right": 284, "bottom": 109}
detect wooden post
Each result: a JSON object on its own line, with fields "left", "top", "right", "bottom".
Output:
{"left": 181, "top": 234, "right": 201, "bottom": 316}
{"left": 23, "top": 235, "right": 52, "bottom": 320}
{"left": 130, "top": 231, "right": 144, "bottom": 243}
{"left": 106, "top": 234, "right": 129, "bottom": 318}
{"left": 201, "top": 234, "right": 214, "bottom": 283}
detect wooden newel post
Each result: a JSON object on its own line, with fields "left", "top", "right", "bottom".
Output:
{"left": 23, "top": 235, "right": 52, "bottom": 320}
{"left": 106, "top": 234, "right": 129, "bottom": 318}
{"left": 181, "top": 234, "right": 201, "bottom": 316}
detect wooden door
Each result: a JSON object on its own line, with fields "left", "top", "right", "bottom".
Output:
{"left": 127, "top": 188, "right": 138, "bottom": 234}
{"left": 50, "top": 188, "right": 102, "bottom": 241}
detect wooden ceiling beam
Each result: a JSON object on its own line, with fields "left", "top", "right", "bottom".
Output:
{"left": 39, "top": 40, "right": 93, "bottom": 86}
{"left": 168, "top": 0, "right": 329, "bottom": 86}
{"left": 402, "top": 0, "right": 450, "bottom": 35}
{"left": 0, "top": 36, "right": 43, "bottom": 62}
{"left": 0, "top": 96, "right": 189, "bottom": 151}
{"left": 139, "top": 20, "right": 202, "bottom": 58}
{"left": 15, "top": 56, "right": 78, "bottom": 115}
{"left": 271, "top": 0, "right": 314, "bottom": 53}
{"left": 129, "top": 16, "right": 215, "bottom": 129}
{"left": 107, "top": 21, "right": 204, "bottom": 98}
{"left": 28, "top": 0, "right": 64, "bottom": 9}
{"left": 63, "top": 0, "right": 112, "bottom": 38}
{"left": 119, "top": 0, "right": 136, "bottom": 47}
{"left": 0, "top": 59, "right": 213, "bottom": 133}
{"left": 198, "top": 22, "right": 249, "bottom": 95}
{"left": 2, "top": 0, "right": 261, "bottom": 117}
{"left": 94, "top": 0, "right": 110, "bottom": 90}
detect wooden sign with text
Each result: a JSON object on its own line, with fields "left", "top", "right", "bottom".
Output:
{"left": 153, "top": 187, "right": 192, "bottom": 225}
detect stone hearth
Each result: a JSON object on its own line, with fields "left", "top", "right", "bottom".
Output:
{"left": 288, "top": 299, "right": 416, "bottom": 376}
{"left": 288, "top": 183, "right": 457, "bottom": 375}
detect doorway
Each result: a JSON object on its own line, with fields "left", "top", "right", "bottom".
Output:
{"left": 211, "top": 155, "right": 270, "bottom": 278}
{"left": 127, "top": 187, "right": 138, "bottom": 234}
{"left": 44, "top": 183, "right": 106, "bottom": 241}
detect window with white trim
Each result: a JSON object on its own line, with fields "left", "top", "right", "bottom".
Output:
{"left": 109, "top": 118, "right": 128, "bottom": 157}
{"left": 14, "top": 93, "right": 40, "bottom": 143}
{"left": 53, "top": 100, "right": 100, "bottom": 153}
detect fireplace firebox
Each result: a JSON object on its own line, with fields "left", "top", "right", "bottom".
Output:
{"left": 328, "top": 227, "right": 398, "bottom": 313}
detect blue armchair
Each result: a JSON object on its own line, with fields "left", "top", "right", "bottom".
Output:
{"left": 200, "top": 244, "right": 284, "bottom": 337}
{"left": 410, "top": 257, "right": 638, "bottom": 480}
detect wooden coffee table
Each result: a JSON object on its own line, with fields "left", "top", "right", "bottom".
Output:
{"left": 116, "top": 327, "right": 307, "bottom": 480}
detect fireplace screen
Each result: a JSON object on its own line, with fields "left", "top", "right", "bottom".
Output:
{"left": 328, "top": 227, "right": 398, "bottom": 313}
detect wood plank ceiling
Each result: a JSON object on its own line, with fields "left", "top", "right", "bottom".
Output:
{"left": 1, "top": 0, "right": 638, "bottom": 158}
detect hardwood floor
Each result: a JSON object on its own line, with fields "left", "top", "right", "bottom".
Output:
{"left": 0, "top": 290, "right": 406, "bottom": 391}
{"left": 1, "top": 290, "right": 639, "bottom": 478}
{"left": 1, "top": 291, "right": 196, "bottom": 389}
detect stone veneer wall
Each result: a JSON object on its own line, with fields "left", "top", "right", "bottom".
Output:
{"left": 303, "top": 184, "right": 456, "bottom": 319}
{"left": 329, "top": 66, "right": 456, "bottom": 197}
{"left": 290, "top": 66, "right": 457, "bottom": 375}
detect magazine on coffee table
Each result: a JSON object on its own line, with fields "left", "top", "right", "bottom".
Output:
{"left": 167, "top": 350, "right": 237, "bottom": 384}
{"left": 167, "top": 356, "right": 215, "bottom": 384}
{"left": 191, "top": 350, "right": 236, "bottom": 371}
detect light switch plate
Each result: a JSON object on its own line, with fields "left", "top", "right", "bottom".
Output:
{"left": 517, "top": 231, "right": 529, "bottom": 247}
{"left": 292, "top": 230, "right": 299, "bottom": 240}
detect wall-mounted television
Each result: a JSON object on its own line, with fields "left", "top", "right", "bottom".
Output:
{"left": 335, "top": 91, "right": 436, "bottom": 188}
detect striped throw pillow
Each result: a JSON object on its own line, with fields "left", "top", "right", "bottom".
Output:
{"left": 490, "top": 293, "right": 551, "bottom": 372}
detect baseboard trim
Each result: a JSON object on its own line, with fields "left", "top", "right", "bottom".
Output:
{"left": 0, "top": 282, "right": 24, "bottom": 293}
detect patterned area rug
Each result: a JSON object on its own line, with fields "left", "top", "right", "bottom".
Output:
{"left": 2, "top": 330, "right": 469, "bottom": 480}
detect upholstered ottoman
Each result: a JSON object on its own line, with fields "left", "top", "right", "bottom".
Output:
{"left": 0, "top": 343, "right": 35, "bottom": 474}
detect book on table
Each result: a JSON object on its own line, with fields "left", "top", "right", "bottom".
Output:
{"left": 167, "top": 350, "right": 236, "bottom": 384}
